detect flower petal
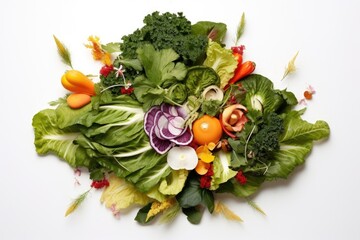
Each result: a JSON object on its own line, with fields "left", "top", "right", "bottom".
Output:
{"left": 195, "top": 160, "right": 211, "bottom": 175}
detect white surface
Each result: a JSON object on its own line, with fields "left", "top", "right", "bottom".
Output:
{"left": 1, "top": 0, "right": 359, "bottom": 239}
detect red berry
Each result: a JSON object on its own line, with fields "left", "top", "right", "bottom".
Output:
{"left": 231, "top": 45, "right": 245, "bottom": 55}
{"left": 100, "top": 65, "right": 114, "bottom": 77}
{"left": 235, "top": 171, "right": 247, "bottom": 185}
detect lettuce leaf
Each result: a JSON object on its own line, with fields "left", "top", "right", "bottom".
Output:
{"left": 32, "top": 109, "right": 90, "bottom": 168}
{"left": 203, "top": 40, "right": 238, "bottom": 89}
{"left": 100, "top": 175, "right": 150, "bottom": 211}
{"left": 191, "top": 21, "right": 227, "bottom": 43}
{"left": 210, "top": 152, "right": 237, "bottom": 190}
{"left": 265, "top": 110, "right": 330, "bottom": 180}
{"left": 159, "top": 169, "right": 189, "bottom": 195}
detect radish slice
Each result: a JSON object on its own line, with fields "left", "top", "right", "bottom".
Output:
{"left": 167, "top": 146, "right": 198, "bottom": 170}
{"left": 161, "top": 104, "right": 178, "bottom": 118}
{"left": 144, "top": 106, "right": 160, "bottom": 135}
{"left": 149, "top": 126, "right": 174, "bottom": 154}
{"left": 144, "top": 103, "right": 191, "bottom": 154}
{"left": 171, "top": 127, "right": 193, "bottom": 145}
{"left": 168, "top": 116, "right": 185, "bottom": 135}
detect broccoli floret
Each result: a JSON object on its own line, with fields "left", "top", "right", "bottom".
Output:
{"left": 251, "top": 113, "right": 284, "bottom": 161}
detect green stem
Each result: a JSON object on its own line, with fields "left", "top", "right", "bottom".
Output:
{"left": 163, "top": 96, "right": 183, "bottom": 107}
{"left": 101, "top": 84, "right": 127, "bottom": 93}
{"left": 244, "top": 125, "right": 256, "bottom": 163}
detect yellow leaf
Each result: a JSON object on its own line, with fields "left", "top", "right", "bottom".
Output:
{"left": 100, "top": 175, "right": 150, "bottom": 213}
{"left": 214, "top": 201, "right": 243, "bottom": 222}
{"left": 282, "top": 51, "right": 299, "bottom": 80}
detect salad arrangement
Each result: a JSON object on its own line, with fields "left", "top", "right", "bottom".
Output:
{"left": 32, "top": 12, "right": 330, "bottom": 224}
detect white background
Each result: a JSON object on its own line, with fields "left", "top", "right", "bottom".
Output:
{"left": 1, "top": 0, "right": 359, "bottom": 239}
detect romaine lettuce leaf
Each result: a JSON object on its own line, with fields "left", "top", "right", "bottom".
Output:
{"left": 265, "top": 110, "right": 330, "bottom": 180}
{"left": 32, "top": 109, "right": 90, "bottom": 167}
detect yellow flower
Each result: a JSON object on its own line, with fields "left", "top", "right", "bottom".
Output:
{"left": 85, "top": 36, "right": 112, "bottom": 66}
{"left": 196, "top": 145, "right": 215, "bottom": 163}
{"left": 195, "top": 143, "right": 216, "bottom": 175}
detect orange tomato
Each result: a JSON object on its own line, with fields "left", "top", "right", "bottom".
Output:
{"left": 192, "top": 115, "right": 223, "bottom": 145}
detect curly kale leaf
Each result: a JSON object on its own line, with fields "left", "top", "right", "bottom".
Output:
{"left": 251, "top": 112, "right": 284, "bottom": 161}
{"left": 120, "top": 11, "right": 208, "bottom": 65}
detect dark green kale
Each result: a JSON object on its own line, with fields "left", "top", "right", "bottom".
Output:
{"left": 250, "top": 112, "right": 284, "bottom": 161}
{"left": 99, "top": 70, "right": 121, "bottom": 95}
{"left": 120, "top": 11, "right": 208, "bottom": 65}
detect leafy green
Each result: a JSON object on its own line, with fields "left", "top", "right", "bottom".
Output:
{"left": 117, "top": 58, "right": 143, "bottom": 71}
{"left": 176, "top": 175, "right": 214, "bottom": 214}
{"left": 210, "top": 152, "right": 237, "bottom": 190}
{"left": 32, "top": 96, "right": 175, "bottom": 194}
{"left": 217, "top": 174, "right": 266, "bottom": 198}
{"left": 241, "top": 74, "right": 297, "bottom": 115}
{"left": 176, "top": 177, "right": 203, "bottom": 208}
{"left": 182, "top": 207, "right": 203, "bottom": 224}
{"left": 136, "top": 44, "right": 187, "bottom": 86}
{"left": 250, "top": 112, "right": 284, "bottom": 162}
{"left": 120, "top": 11, "right": 208, "bottom": 65}
{"left": 159, "top": 170, "right": 189, "bottom": 195}
{"left": 133, "top": 44, "right": 188, "bottom": 110}
{"left": 55, "top": 103, "right": 92, "bottom": 129}
{"left": 135, "top": 203, "right": 154, "bottom": 224}
{"left": 101, "top": 42, "right": 121, "bottom": 53}
{"left": 32, "top": 109, "right": 90, "bottom": 168}
{"left": 185, "top": 66, "right": 220, "bottom": 97}
{"left": 200, "top": 100, "right": 222, "bottom": 116}
{"left": 265, "top": 110, "right": 330, "bottom": 180}
{"left": 100, "top": 175, "right": 150, "bottom": 211}
{"left": 225, "top": 74, "right": 330, "bottom": 196}
{"left": 164, "top": 83, "right": 188, "bottom": 105}
{"left": 204, "top": 40, "right": 238, "bottom": 89}
{"left": 192, "top": 21, "right": 227, "bottom": 43}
